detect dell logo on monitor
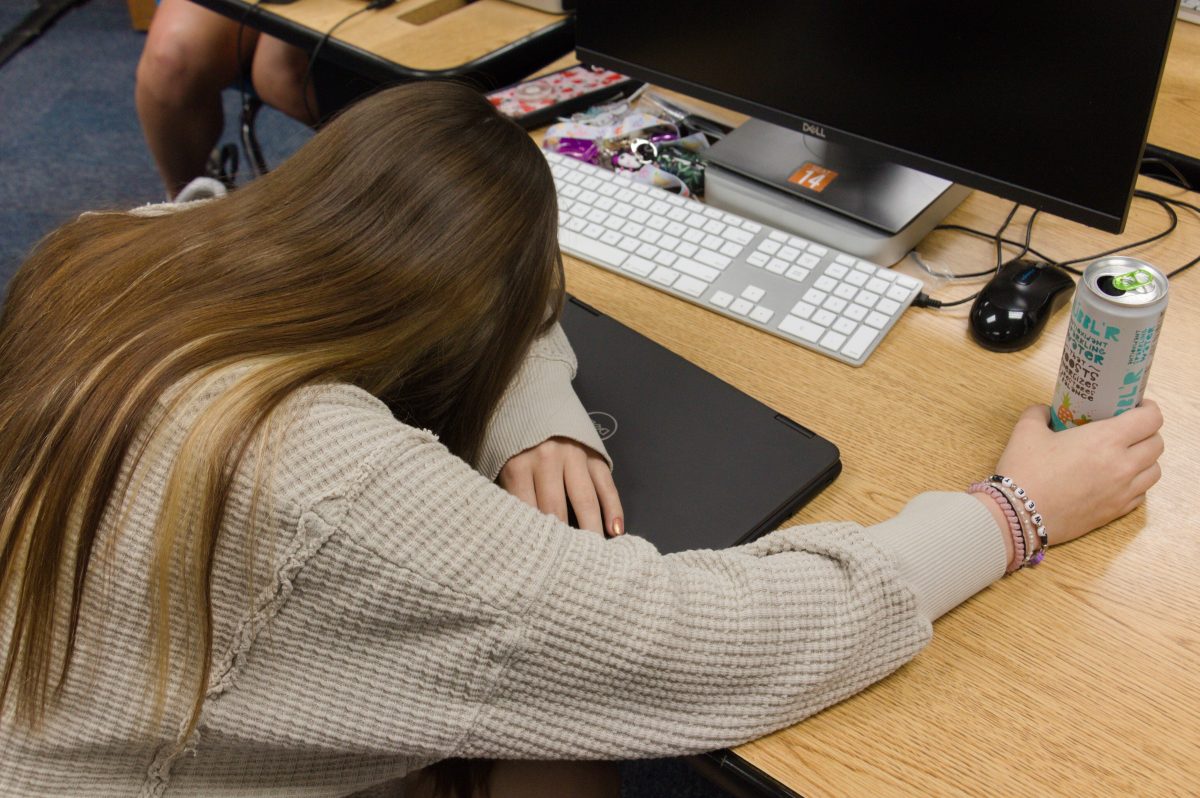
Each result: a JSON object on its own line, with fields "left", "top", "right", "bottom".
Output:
{"left": 801, "top": 122, "right": 827, "bottom": 138}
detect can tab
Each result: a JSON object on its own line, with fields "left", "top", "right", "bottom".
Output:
{"left": 1113, "top": 269, "right": 1154, "bottom": 292}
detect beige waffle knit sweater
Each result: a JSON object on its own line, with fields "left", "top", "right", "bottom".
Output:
{"left": 0, "top": 323, "right": 1006, "bottom": 797}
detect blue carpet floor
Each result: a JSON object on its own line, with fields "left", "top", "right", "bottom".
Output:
{"left": 0, "top": 3, "right": 736, "bottom": 796}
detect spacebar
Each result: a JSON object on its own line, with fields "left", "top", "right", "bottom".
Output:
{"left": 559, "top": 229, "right": 628, "bottom": 269}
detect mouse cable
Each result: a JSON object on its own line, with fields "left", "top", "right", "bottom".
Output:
{"left": 299, "top": 1, "right": 393, "bottom": 125}
{"left": 914, "top": 183, "right": 1199, "bottom": 309}
{"left": 912, "top": 201, "right": 1037, "bottom": 309}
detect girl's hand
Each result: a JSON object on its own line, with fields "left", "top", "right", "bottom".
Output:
{"left": 994, "top": 400, "right": 1164, "bottom": 546}
{"left": 499, "top": 437, "right": 625, "bottom": 537}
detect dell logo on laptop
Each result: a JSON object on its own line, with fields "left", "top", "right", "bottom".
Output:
{"left": 801, "top": 122, "right": 827, "bottom": 138}
{"left": 588, "top": 411, "right": 617, "bottom": 441}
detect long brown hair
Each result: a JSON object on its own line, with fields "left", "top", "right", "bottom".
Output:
{"left": 0, "top": 79, "right": 563, "bottom": 760}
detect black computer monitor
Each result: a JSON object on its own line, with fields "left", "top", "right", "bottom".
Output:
{"left": 575, "top": 1, "right": 1180, "bottom": 235}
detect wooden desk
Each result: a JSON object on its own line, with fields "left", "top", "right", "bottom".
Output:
{"left": 190, "top": 0, "right": 572, "bottom": 88}
{"left": 565, "top": 175, "right": 1200, "bottom": 797}
{"left": 1150, "top": 19, "right": 1200, "bottom": 159}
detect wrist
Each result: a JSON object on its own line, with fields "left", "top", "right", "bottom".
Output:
{"left": 970, "top": 491, "right": 1017, "bottom": 571}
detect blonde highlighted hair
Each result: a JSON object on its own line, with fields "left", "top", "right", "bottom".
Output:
{"left": 0, "top": 81, "right": 563, "bottom": 748}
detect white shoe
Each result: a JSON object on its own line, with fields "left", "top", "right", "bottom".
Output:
{"left": 173, "top": 176, "right": 228, "bottom": 204}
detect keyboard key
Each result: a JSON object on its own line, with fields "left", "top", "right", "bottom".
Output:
{"left": 658, "top": 234, "right": 681, "bottom": 251}
{"left": 834, "top": 283, "right": 859, "bottom": 301}
{"left": 854, "top": 260, "right": 877, "bottom": 274}
{"left": 631, "top": 195, "right": 654, "bottom": 209}
{"left": 730, "top": 298, "right": 754, "bottom": 316}
{"left": 845, "top": 270, "right": 869, "bottom": 286}
{"left": 885, "top": 285, "right": 911, "bottom": 302}
{"left": 759, "top": 240, "right": 781, "bottom": 255}
{"left": 835, "top": 253, "right": 857, "bottom": 267}
{"left": 896, "top": 274, "right": 921, "bottom": 290}
{"left": 719, "top": 241, "right": 744, "bottom": 258}
{"left": 615, "top": 188, "right": 636, "bottom": 202}
{"left": 583, "top": 223, "right": 605, "bottom": 239}
{"left": 696, "top": 249, "right": 732, "bottom": 270}
{"left": 702, "top": 219, "right": 726, "bottom": 235}
{"left": 674, "top": 258, "right": 720, "bottom": 283}
{"left": 702, "top": 233, "right": 724, "bottom": 251}
{"left": 778, "top": 246, "right": 801, "bottom": 262}
{"left": 636, "top": 242, "right": 658, "bottom": 259}
{"left": 742, "top": 285, "right": 766, "bottom": 302}
{"left": 600, "top": 229, "right": 623, "bottom": 245}
{"left": 629, "top": 209, "right": 651, "bottom": 224}
{"left": 559, "top": 229, "right": 627, "bottom": 268}
{"left": 639, "top": 229, "right": 662, "bottom": 244}
{"left": 803, "top": 288, "right": 828, "bottom": 305}
{"left": 812, "top": 309, "right": 837, "bottom": 327}
{"left": 617, "top": 236, "right": 640, "bottom": 252}
{"left": 798, "top": 253, "right": 821, "bottom": 268}
{"left": 612, "top": 203, "right": 634, "bottom": 218}
{"left": 769, "top": 230, "right": 789, "bottom": 242}
{"left": 785, "top": 265, "right": 810, "bottom": 282}
{"left": 788, "top": 236, "right": 810, "bottom": 250}
{"left": 856, "top": 290, "right": 879, "bottom": 308}
{"left": 822, "top": 296, "right": 847, "bottom": 314}
{"left": 826, "top": 263, "right": 849, "bottom": 279}
{"left": 841, "top": 326, "right": 880, "bottom": 359}
{"left": 741, "top": 220, "right": 762, "bottom": 233}
{"left": 676, "top": 241, "right": 699, "bottom": 258}
{"left": 874, "top": 268, "right": 897, "bottom": 282}
{"left": 819, "top": 330, "right": 847, "bottom": 351}
{"left": 747, "top": 251, "right": 769, "bottom": 267}
{"left": 750, "top": 305, "right": 775, "bottom": 324}
{"left": 682, "top": 228, "right": 705, "bottom": 244}
{"left": 650, "top": 266, "right": 679, "bottom": 286}
{"left": 565, "top": 217, "right": 588, "bottom": 233}
{"left": 767, "top": 259, "right": 789, "bottom": 275}
{"left": 790, "top": 300, "right": 815, "bottom": 318}
{"left": 603, "top": 216, "right": 625, "bottom": 231}
{"left": 675, "top": 275, "right": 708, "bottom": 297}
{"left": 779, "top": 315, "right": 824, "bottom": 342}
{"left": 808, "top": 244, "right": 829, "bottom": 257}
{"left": 654, "top": 251, "right": 677, "bottom": 267}
{"left": 814, "top": 275, "right": 838, "bottom": 292}
{"left": 844, "top": 303, "right": 868, "bottom": 321}
{"left": 865, "top": 311, "right": 890, "bottom": 329}
{"left": 833, "top": 317, "right": 858, "bottom": 335}
{"left": 710, "top": 290, "right": 734, "bottom": 308}
{"left": 622, "top": 221, "right": 644, "bottom": 237}
{"left": 622, "top": 256, "right": 655, "bottom": 277}
{"left": 665, "top": 220, "right": 687, "bottom": 236}
{"left": 877, "top": 298, "right": 901, "bottom": 315}
{"left": 724, "top": 227, "right": 755, "bottom": 245}
{"left": 866, "top": 277, "right": 889, "bottom": 293}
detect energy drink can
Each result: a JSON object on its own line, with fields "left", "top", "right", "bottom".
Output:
{"left": 1051, "top": 257, "right": 1168, "bottom": 430}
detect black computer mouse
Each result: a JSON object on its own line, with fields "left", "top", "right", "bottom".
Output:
{"left": 968, "top": 260, "right": 1075, "bottom": 352}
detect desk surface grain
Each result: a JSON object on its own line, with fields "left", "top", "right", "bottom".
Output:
{"left": 565, "top": 176, "right": 1200, "bottom": 797}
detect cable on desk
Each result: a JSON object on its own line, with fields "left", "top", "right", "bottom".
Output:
{"left": 914, "top": 160, "right": 1200, "bottom": 308}
{"left": 300, "top": 0, "right": 394, "bottom": 125}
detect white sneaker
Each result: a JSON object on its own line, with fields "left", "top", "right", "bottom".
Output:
{"left": 173, "top": 177, "right": 228, "bottom": 203}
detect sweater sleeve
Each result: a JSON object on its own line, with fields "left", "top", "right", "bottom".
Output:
{"left": 475, "top": 322, "right": 611, "bottom": 480}
{"left": 251, "top": 429, "right": 1004, "bottom": 763}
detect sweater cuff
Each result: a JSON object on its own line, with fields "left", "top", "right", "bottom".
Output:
{"left": 862, "top": 491, "right": 1007, "bottom": 622}
{"left": 476, "top": 355, "right": 612, "bottom": 481}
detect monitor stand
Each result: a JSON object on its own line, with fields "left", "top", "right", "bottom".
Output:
{"left": 703, "top": 119, "right": 971, "bottom": 265}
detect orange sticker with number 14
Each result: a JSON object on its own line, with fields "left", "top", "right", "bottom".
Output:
{"left": 788, "top": 163, "right": 839, "bottom": 193}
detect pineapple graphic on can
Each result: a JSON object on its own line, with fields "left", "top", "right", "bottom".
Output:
{"left": 1051, "top": 257, "right": 1168, "bottom": 431}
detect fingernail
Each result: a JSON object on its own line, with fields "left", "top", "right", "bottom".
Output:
{"left": 611, "top": 517, "right": 624, "bottom": 536}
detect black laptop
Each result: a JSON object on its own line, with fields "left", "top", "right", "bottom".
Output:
{"left": 560, "top": 296, "right": 841, "bottom": 553}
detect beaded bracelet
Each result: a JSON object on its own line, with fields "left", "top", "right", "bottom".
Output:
{"left": 968, "top": 482, "right": 1025, "bottom": 573}
{"left": 988, "top": 475, "right": 1049, "bottom": 566}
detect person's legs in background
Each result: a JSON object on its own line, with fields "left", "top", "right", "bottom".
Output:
{"left": 135, "top": 0, "right": 254, "bottom": 197}
{"left": 251, "top": 34, "right": 319, "bottom": 126}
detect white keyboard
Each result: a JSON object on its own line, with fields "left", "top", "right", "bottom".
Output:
{"left": 547, "top": 151, "right": 923, "bottom": 366}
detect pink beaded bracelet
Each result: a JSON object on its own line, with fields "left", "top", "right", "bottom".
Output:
{"left": 968, "top": 482, "right": 1025, "bottom": 572}
{"left": 989, "top": 475, "right": 1049, "bottom": 566}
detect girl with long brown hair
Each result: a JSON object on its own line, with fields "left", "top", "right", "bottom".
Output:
{"left": 0, "top": 81, "right": 1164, "bottom": 797}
